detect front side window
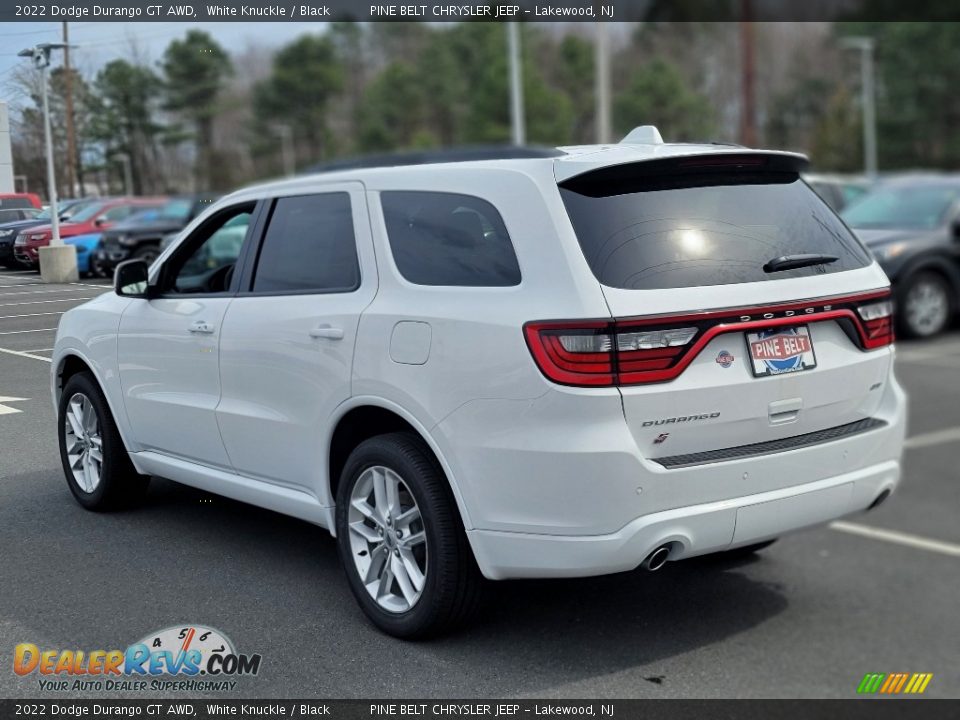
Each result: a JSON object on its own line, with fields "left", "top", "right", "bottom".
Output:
{"left": 165, "top": 206, "right": 253, "bottom": 294}
{"left": 252, "top": 193, "right": 360, "bottom": 294}
{"left": 381, "top": 191, "right": 521, "bottom": 287}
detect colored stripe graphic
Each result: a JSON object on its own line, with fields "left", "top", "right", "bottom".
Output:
{"left": 857, "top": 673, "right": 885, "bottom": 693}
{"left": 857, "top": 672, "right": 932, "bottom": 694}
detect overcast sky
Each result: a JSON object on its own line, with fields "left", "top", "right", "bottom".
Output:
{"left": 0, "top": 21, "right": 327, "bottom": 109}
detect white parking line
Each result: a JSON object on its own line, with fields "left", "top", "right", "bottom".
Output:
{"left": 897, "top": 343, "right": 960, "bottom": 363}
{"left": 0, "top": 347, "right": 52, "bottom": 363}
{"left": 0, "top": 288, "right": 101, "bottom": 297}
{"left": 0, "top": 327, "right": 57, "bottom": 335}
{"left": 0, "top": 311, "right": 64, "bottom": 320}
{"left": 831, "top": 521, "right": 960, "bottom": 558}
{"left": 904, "top": 426, "right": 960, "bottom": 450}
{"left": 0, "top": 297, "right": 99, "bottom": 308}
{"left": 898, "top": 356, "right": 960, "bottom": 370}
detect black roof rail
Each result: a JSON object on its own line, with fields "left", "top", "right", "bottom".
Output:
{"left": 302, "top": 145, "right": 564, "bottom": 175}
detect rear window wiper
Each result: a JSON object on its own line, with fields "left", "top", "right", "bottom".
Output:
{"left": 763, "top": 253, "right": 839, "bottom": 273}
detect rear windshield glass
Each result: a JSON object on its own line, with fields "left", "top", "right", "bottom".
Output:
{"left": 560, "top": 169, "right": 871, "bottom": 290}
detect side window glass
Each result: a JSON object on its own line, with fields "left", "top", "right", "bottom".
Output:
{"left": 252, "top": 193, "right": 359, "bottom": 294}
{"left": 381, "top": 191, "right": 521, "bottom": 287}
{"left": 165, "top": 207, "right": 253, "bottom": 294}
{"left": 103, "top": 205, "right": 133, "bottom": 222}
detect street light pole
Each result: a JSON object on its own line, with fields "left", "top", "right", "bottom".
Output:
{"left": 18, "top": 43, "right": 78, "bottom": 283}
{"left": 507, "top": 23, "right": 525, "bottom": 146}
{"left": 841, "top": 37, "right": 878, "bottom": 179}
{"left": 39, "top": 56, "right": 62, "bottom": 247}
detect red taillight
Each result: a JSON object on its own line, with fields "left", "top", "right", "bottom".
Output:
{"left": 524, "top": 322, "right": 699, "bottom": 387}
{"left": 856, "top": 300, "right": 895, "bottom": 348}
{"left": 526, "top": 290, "right": 894, "bottom": 387}
{"left": 523, "top": 322, "right": 616, "bottom": 386}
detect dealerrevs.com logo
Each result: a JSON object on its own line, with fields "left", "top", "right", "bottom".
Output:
{"left": 13, "top": 625, "right": 262, "bottom": 692}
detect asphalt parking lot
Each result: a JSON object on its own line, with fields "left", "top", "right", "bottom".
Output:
{"left": 0, "top": 266, "right": 957, "bottom": 700}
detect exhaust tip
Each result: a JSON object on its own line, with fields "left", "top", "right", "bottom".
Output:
{"left": 868, "top": 489, "right": 891, "bottom": 511}
{"left": 642, "top": 545, "right": 672, "bottom": 572}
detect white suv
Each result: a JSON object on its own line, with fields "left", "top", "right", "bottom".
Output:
{"left": 52, "top": 129, "right": 906, "bottom": 638}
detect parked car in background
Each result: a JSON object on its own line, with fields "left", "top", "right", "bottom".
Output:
{"left": 0, "top": 208, "right": 42, "bottom": 224}
{"left": 52, "top": 132, "right": 903, "bottom": 638}
{"left": 804, "top": 174, "right": 872, "bottom": 212}
{"left": 64, "top": 233, "right": 104, "bottom": 277}
{"left": 14, "top": 197, "right": 166, "bottom": 268}
{"left": 0, "top": 200, "right": 104, "bottom": 268}
{"left": 96, "top": 194, "right": 219, "bottom": 272}
{"left": 0, "top": 193, "right": 42, "bottom": 210}
{"left": 842, "top": 175, "right": 960, "bottom": 338}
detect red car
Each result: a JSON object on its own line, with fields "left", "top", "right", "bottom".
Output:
{"left": 14, "top": 197, "right": 166, "bottom": 267}
{"left": 0, "top": 193, "right": 43, "bottom": 210}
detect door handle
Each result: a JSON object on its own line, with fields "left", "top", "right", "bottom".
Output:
{"left": 188, "top": 320, "right": 215, "bottom": 335}
{"left": 309, "top": 324, "right": 344, "bottom": 340}
{"left": 769, "top": 398, "right": 802, "bottom": 425}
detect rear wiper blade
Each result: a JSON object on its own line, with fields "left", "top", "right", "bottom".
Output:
{"left": 763, "top": 253, "right": 839, "bottom": 273}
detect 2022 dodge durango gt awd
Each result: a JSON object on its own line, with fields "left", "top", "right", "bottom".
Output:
{"left": 51, "top": 129, "right": 906, "bottom": 638}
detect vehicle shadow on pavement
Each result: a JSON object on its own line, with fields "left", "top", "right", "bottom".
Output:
{"left": 1, "top": 473, "right": 788, "bottom": 697}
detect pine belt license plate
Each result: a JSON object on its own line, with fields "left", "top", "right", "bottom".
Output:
{"left": 746, "top": 325, "right": 817, "bottom": 377}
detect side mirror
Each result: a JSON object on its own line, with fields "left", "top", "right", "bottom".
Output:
{"left": 114, "top": 259, "right": 154, "bottom": 298}
{"left": 94, "top": 217, "right": 108, "bottom": 227}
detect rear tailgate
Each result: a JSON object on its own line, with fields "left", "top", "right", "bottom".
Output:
{"left": 557, "top": 154, "right": 894, "bottom": 485}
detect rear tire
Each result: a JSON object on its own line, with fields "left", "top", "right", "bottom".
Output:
{"left": 58, "top": 372, "right": 150, "bottom": 511}
{"left": 335, "top": 432, "right": 483, "bottom": 638}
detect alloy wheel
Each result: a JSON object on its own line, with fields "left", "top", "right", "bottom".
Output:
{"left": 63, "top": 392, "right": 104, "bottom": 493}
{"left": 905, "top": 277, "right": 949, "bottom": 337}
{"left": 347, "top": 465, "right": 428, "bottom": 613}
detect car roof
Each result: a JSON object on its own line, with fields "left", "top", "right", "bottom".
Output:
{"left": 222, "top": 127, "right": 809, "bottom": 203}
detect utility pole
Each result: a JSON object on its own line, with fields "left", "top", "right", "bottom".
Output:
{"left": 114, "top": 152, "right": 133, "bottom": 196}
{"left": 841, "top": 37, "right": 878, "bottom": 178}
{"left": 272, "top": 124, "right": 295, "bottom": 176}
{"left": 507, "top": 23, "right": 525, "bottom": 146}
{"left": 595, "top": 2, "right": 651, "bottom": 144}
{"left": 595, "top": 22, "right": 611, "bottom": 144}
{"left": 739, "top": 0, "right": 757, "bottom": 146}
{"left": 62, "top": 22, "right": 79, "bottom": 198}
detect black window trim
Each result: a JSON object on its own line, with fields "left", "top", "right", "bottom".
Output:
{"left": 153, "top": 199, "right": 265, "bottom": 300}
{"left": 238, "top": 192, "right": 364, "bottom": 298}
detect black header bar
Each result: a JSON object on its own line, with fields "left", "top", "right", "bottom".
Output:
{"left": 4, "top": 0, "right": 960, "bottom": 23}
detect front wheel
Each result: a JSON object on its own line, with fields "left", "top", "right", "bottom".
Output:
{"left": 132, "top": 246, "right": 161, "bottom": 265}
{"left": 58, "top": 372, "right": 150, "bottom": 510}
{"left": 899, "top": 271, "right": 952, "bottom": 339}
{"left": 335, "top": 433, "right": 483, "bottom": 638}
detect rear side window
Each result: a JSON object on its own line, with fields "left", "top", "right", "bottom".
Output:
{"left": 0, "top": 198, "right": 32, "bottom": 209}
{"left": 253, "top": 193, "right": 360, "bottom": 294}
{"left": 381, "top": 191, "right": 521, "bottom": 287}
{"left": 560, "top": 162, "right": 871, "bottom": 290}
